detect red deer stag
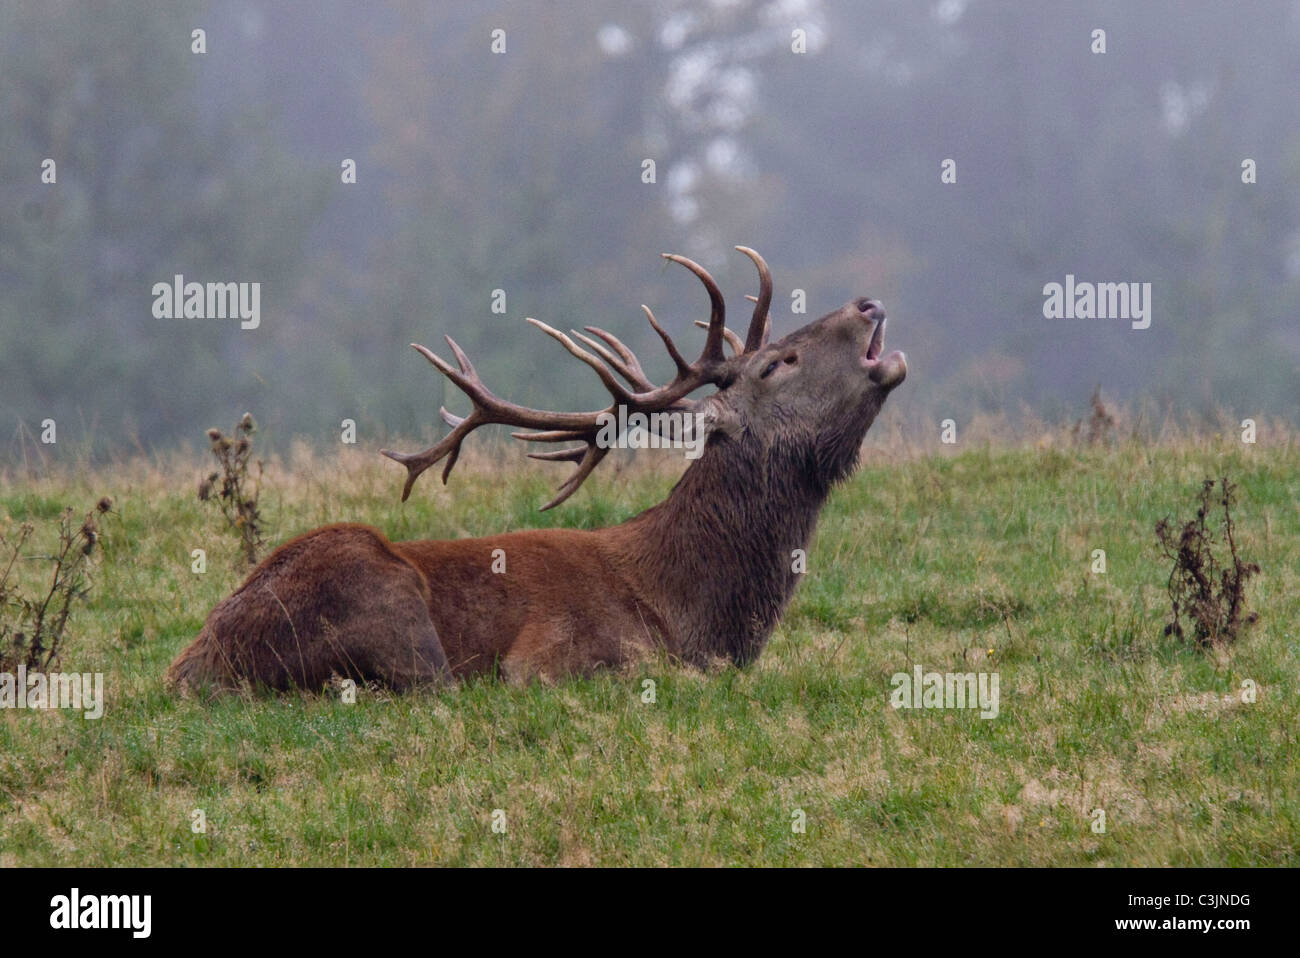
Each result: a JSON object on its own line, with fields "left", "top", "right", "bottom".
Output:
{"left": 167, "top": 248, "right": 907, "bottom": 692}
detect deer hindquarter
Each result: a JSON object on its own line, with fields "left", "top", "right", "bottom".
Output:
{"left": 167, "top": 523, "right": 450, "bottom": 693}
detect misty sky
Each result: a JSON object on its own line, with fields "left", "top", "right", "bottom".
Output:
{"left": 2, "top": 0, "right": 1298, "bottom": 454}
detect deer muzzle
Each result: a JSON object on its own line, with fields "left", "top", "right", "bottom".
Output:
{"left": 860, "top": 310, "right": 907, "bottom": 388}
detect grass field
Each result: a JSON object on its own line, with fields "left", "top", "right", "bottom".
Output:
{"left": 1, "top": 429, "right": 1296, "bottom": 866}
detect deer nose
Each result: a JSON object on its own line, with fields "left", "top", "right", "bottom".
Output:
{"left": 856, "top": 298, "right": 885, "bottom": 320}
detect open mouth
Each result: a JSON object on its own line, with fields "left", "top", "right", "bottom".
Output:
{"left": 860, "top": 315, "right": 907, "bottom": 388}
{"left": 864, "top": 316, "right": 886, "bottom": 365}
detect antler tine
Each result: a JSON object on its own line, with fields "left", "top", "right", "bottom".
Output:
{"left": 573, "top": 328, "right": 653, "bottom": 391}
{"left": 538, "top": 445, "right": 609, "bottom": 511}
{"left": 380, "top": 411, "right": 474, "bottom": 502}
{"left": 380, "top": 340, "right": 476, "bottom": 499}
{"left": 441, "top": 335, "right": 479, "bottom": 377}
{"left": 641, "top": 305, "right": 691, "bottom": 376}
{"left": 694, "top": 320, "right": 744, "bottom": 357}
{"left": 525, "top": 318, "right": 636, "bottom": 405}
{"left": 511, "top": 428, "right": 591, "bottom": 443}
{"left": 526, "top": 446, "right": 587, "bottom": 463}
{"left": 581, "top": 325, "right": 643, "bottom": 370}
{"left": 662, "top": 253, "right": 726, "bottom": 364}
{"left": 735, "top": 246, "right": 772, "bottom": 353}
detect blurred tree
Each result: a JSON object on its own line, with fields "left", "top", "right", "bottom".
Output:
{"left": 0, "top": 0, "right": 326, "bottom": 453}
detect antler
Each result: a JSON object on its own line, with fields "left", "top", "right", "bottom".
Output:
{"left": 735, "top": 245, "right": 772, "bottom": 352}
{"left": 382, "top": 251, "right": 763, "bottom": 510}
{"left": 691, "top": 246, "right": 772, "bottom": 356}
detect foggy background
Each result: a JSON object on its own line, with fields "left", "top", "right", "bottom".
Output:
{"left": 3, "top": 0, "right": 1298, "bottom": 457}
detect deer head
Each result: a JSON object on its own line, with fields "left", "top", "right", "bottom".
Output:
{"left": 382, "top": 247, "right": 906, "bottom": 509}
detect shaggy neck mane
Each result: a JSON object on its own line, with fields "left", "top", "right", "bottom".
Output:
{"left": 618, "top": 429, "right": 857, "bottom": 666}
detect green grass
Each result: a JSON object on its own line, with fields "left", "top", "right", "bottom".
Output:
{"left": 1, "top": 435, "right": 1297, "bottom": 866}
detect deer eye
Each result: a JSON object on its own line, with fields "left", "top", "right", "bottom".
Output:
{"left": 761, "top": 353, "right": 797, "bottom": 379}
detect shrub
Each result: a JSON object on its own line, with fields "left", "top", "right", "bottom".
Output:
{"left": 0, "top": 497, "right": 112, "bottom": 671}
{"left": 1155, "top": 477, "right": 1259, "bottom": 648}
{"left": 199, "top": 412, "right": 265, "bottom": 566}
